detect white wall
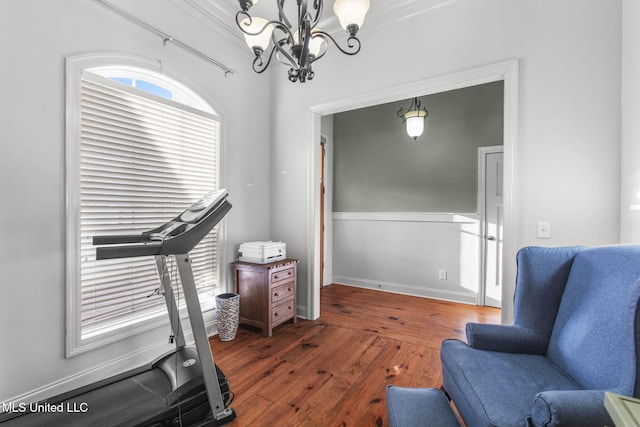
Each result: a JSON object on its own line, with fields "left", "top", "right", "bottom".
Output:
{"left": 0, "top": 0, "right": 271, "bottom": 403}
{"left": 621, "top": 0, "right": 640, "bottom": 242}
{"left": 270, "top": 0, "right": 623, "bottom": 323}
{"left": 328, "top": 81, "right": 504, "bottom": 305}
{"left": 332, "top": 215, "right": 480, "bottom": 303}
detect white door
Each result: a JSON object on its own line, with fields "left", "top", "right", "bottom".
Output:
{"left": 480, "top": 148, "right": 504, "bottom": 308}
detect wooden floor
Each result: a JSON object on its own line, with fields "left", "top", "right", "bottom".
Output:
{"left": 209, "top": 284, "right": 500, "bottom": 427}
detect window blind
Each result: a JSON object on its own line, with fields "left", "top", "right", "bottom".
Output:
{"left": 79, "top": 74, "right": 220, "bottom": 337}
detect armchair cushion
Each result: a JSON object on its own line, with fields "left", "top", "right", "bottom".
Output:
{"left": 441, "top": 340, "right": 582, "bottom": 427}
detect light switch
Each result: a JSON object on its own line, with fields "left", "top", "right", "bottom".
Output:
{"left": 537, "top": 221, "right": 551, "bottom": 239}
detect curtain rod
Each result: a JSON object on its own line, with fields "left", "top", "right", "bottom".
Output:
{"left": 95, "top": 0, "right": 236, "bottom": 77}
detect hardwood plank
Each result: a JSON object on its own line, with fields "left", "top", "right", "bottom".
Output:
{"left": 209, "top": 284, "right": 499, "bottom": 427}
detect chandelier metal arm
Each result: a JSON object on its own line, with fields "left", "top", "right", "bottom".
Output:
{"left": 397, "top": 97, "right": 429, "bottom": 122}
{"left": 236, "top": 10, "right": 268, "bottom": 35}
{"left": 305, "top": 32, "right": 329, "bottom": 62}
{"left": 298, "top": 0, "right": 320, "bottom": 29}
{"left": 236, "top": 10, "right": 293, "bottom": 42}
{"left": 273, "top": 35, "right": 299, "bottom": 69}
{"left": 312, "top": 30, "right": 362, "bottom": 56}
{"left": 397, "top": 107, "right": 409, "bottom": 123}
{"left": 235, "top": 10, "right": 250, "bottom": 28}
{"left": 252, "top": 45, "right": 277, "bottom": 73}
{"left": 397, "top": 98, "right": 416, "bottom": 122}
{"left": 277, "top": 0, "right": 293, "bottom": 31}
{"left": 298, "top": 0, "right": 322, "bottom": 29}
{"left": 272, "top": 20, "right": 296, "bottom": 47}
{"left": 298, "top": 18, "right": 312, "bottom": 66}
{"left": 298, "top": 0, "right": 307, "bottom": 25}
{"left": 311, "top": 0, "right": 323, "bottom": 27}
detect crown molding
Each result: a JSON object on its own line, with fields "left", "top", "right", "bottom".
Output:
{"left": 177, "top": 0, "right": 458, "bottom": 44}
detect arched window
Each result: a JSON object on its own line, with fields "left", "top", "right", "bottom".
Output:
{"left": 65, "top": 54, "right": 222, "bottom": 355}
{"left": 89, "top": 64, "right": 214, "bottom": 113}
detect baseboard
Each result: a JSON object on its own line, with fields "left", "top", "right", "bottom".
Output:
{"left": 296, "top": 304, "right": 309, "bottom": 320}
{"left": 332, "top": 276, "right": 478, "bottom": 305}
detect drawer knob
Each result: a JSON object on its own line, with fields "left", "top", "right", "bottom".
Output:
{"left": 274, "top": 293, "right": 279, "bottom": 297}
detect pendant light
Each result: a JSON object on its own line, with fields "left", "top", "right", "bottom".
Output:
{"left": 397, "top": 97, "right": 429, "bottom": 140}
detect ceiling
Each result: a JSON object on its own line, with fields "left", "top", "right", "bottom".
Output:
{"left": 98, "top": 0, "right": 457, "bottom": 80}
{"left": 168, "top": 0, "right": 457, "bottom": 45}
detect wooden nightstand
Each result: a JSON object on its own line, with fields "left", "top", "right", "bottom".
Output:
{"left": 232, "top": 259, "right": 298, "bottom": 337}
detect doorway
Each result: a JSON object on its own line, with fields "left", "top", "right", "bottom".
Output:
{"left": 319, "top": 135, "right": 327, "bottom": 288}
{"left": 309, "top": 59, "right": 519, "bottom": 324}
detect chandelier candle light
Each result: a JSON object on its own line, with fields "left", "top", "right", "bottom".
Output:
{"left": 397, "top": 97, "right": 429, "bottom": 140}
{"left": 235, "top": 0, "right": 370, "bottom": 83}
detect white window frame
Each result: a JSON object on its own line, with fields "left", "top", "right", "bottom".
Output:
{"left": 65, "top": 53, "right": 225, "bottom": 357}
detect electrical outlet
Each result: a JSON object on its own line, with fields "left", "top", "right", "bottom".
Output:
{"left": 537, "top": 221, "right": 551, "bottom": 239}
{"left": 438, "top": 269, "right": 447, "bottom": 280}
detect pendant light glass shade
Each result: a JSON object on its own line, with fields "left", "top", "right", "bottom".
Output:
{"left": 293, "top": 30, "right": 327, "bottom": 58}
{"left": 404, "top": 111, "right": 427, "bottom": 140}
{"left": 397, "top": 97, "right": 429, "bottom": 140}
{"left": 240, "top": 17, "right": 273, "bottom": 52}
{"left": 333, "top": 0, "right": 370, "bottom": 34}
{"left": 308, "top": 35, "right": 326, "bottom": 58}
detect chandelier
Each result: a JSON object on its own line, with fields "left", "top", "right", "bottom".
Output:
{"left": 397, "top": 97, "right": 429, "bottom": 140}
{"left": 235, "top": 0, "right": 370, "bottom": 83}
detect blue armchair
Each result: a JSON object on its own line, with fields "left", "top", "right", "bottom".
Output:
{"left": 441, "top": 245, "right": 640, "bottom": 427}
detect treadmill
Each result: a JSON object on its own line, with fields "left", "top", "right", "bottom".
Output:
{"left": 1, "top": 189, "right": 237, "bottom": 426}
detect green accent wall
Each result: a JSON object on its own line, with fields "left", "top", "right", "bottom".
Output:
{"left": 333, "top": 81, "right": 504, "bottom": 212}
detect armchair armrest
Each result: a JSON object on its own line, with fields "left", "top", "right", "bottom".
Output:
{"left": 530, "top": 390, "right": 612, "bottom": 427}
{"left": 466, "top": 323, "right": 550, "bottom": 354}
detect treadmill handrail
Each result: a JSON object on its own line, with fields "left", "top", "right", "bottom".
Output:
{"left": 95, "top": 242, "right": 162, "bottom": 260}
{"left": 93, "top": 234, "right": 150, "bottom": 246}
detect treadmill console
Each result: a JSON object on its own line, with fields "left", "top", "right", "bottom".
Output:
{"left": 180, "top": 191, "right": 225, "bottom": 223}
{"left": 93, "top": 189, "right": 232, "bottom": 260}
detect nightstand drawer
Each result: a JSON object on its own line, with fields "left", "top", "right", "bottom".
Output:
{"left": 270, "top": 267, "right": 295, "bottom": 284}
{"left": 272, "top": 282, "right": 295, "bottom": 303}
{"left": 272, "top": 300, "right": 295, "bottom": 323}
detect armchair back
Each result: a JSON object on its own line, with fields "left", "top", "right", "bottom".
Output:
{"left": 545, "top": 246, "right": 640, "bottom": 395}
